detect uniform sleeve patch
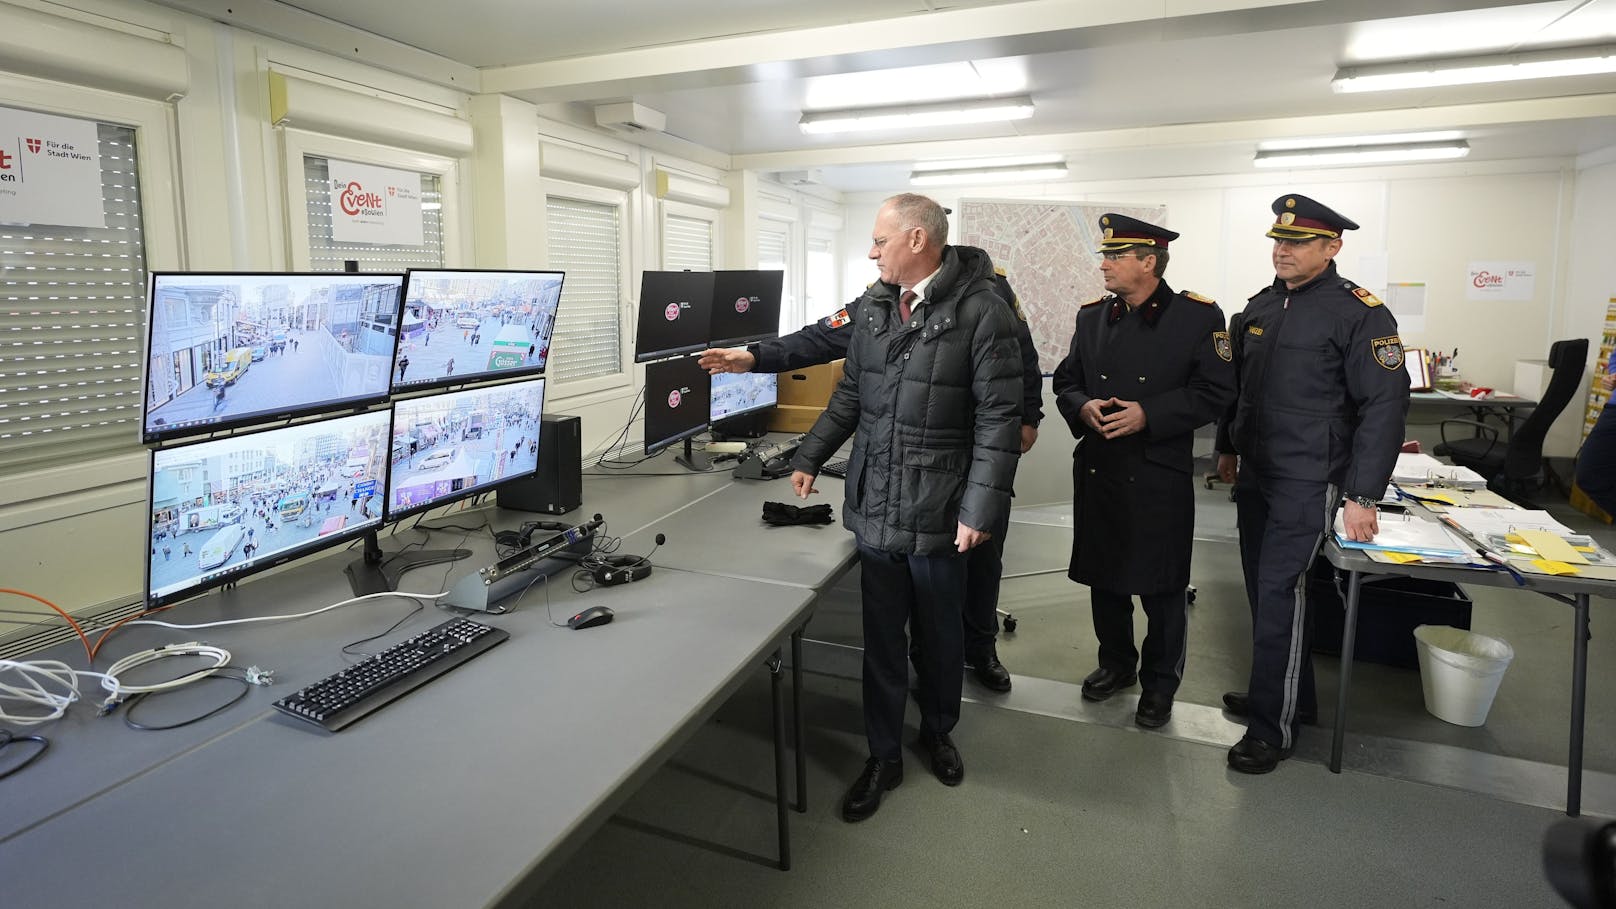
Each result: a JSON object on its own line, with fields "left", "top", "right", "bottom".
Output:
{"left": 1353, "top": 287, "right": 1385, "bottom": 307}
{"left": 1246, "top": 325, "right": 1264, "bottom": 336}
{"left": 1213, "top": 330, "right": 1232, "bottom": 361}
{"left": 1184, "top": 290, "right": 1216, "bottom": 305}
{"left": 1371, "top": 335, "right": 1404, "bottom": 370}
{"left": 822, "top": 308, "right": 851, "bottom": 329}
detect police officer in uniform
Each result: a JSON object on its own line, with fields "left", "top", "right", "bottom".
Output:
{"left": 698, "top": 260, "right": 1041, "bottom": 693}
{"left": 1052, "top": 215, "right": 1235, "bottom": 728}
{"left": 1214, "top": 194, "right": 1410, "bottom": 773}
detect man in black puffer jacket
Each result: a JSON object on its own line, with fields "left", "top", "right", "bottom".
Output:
{"left": 790, "top": 193, "right": 1023, "bottom": 823}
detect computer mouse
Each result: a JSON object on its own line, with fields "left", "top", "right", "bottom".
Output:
{"left": 567, "top": 605, "right": 615, "bottom": 629}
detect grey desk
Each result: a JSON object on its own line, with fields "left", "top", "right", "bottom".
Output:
{"left": 3, "top": 470, "right": 832, "bottom": 906}
{"left": 1323, "top": 533, "right": 1616, "bottom": 816}
{"left": 1408, "top": 390, "right": 1537, "bottom": 428}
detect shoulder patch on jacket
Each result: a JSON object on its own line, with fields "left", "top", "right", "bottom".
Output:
{"left": 993, "top": 264, "right": 1007, "bottom": 277}
{"left": 1213, "top": 330, "right": 1232, "bottom": 361}
{"left": 1183, "top": 290, "right": 1215, "bottom": 305}
{"left": 1352, "top": 286, "right": 1384, "bottom": 307}
{"left": 1371, "top": 335, "right": 1404, "bottom": 370}
{"left": 820, "top": 308, "right": 851, "bottom": 329}
{"left": 1080, "top": 296, "right": 1107, "bottom": 309}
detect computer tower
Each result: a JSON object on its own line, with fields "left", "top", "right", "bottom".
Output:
{"left": 498, "top": 413, "right": 582, "bottom": 514}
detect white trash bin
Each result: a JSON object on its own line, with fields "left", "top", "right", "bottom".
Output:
{"left": 1413, "top": 624, "right": 1514, "bottom": 727}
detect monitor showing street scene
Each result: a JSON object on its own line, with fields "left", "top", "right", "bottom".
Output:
{"left": 710, "top": 371, "right": 776, "bottom": 422}
{"left": 146, "top": 409, "right": 391, "bottom": 608}
{"left": 391, "top": 269, "right": 564, "bottom": 392}
{"left": 387, "top": 376, "right": 547, "bottom": 520}
{"left": 143, "top": 273, "right": 404, "bottom": 444}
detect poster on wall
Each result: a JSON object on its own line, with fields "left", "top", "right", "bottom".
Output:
{"left": 1465, "top": 261, "right": 1535, "bottom": 301}
{"left": 958, "top": 198, "right": 1166, "bottom": 375}
{"left": 0, "top": 105, "right": 105, "bottom": 229}
{"left": 328, "top": 159, "right": 423, "bottom": 246}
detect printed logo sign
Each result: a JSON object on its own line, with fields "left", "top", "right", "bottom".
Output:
{"left": 735, "top": 296, "right": 751, "bottom": 314}
{"left": 1466, "top": 261, "right": 1535, "bottom": 301}
{"left": 665, "top": 302, "right": 681, "bottom": 322}
{"left": 0, "top": 105, "right": 105, "bottom": 228}
{"left": 668, "top": 389, "right": 682, "bottom": 408}
{"left": 328, "top": 159, "right": 423, "bottom": 246}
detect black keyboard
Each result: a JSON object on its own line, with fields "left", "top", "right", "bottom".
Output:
{"left": 272, "top": 617, "right": 509, "bottom": 731}
{"left": 821, "top": 458, "right": 849, "bottom": 478}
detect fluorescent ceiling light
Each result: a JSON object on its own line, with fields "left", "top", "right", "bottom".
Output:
{"left": 804, "top": 61, "right": 1026, "bottom": 110}
{"left": 1254, "top": 140, "right": 1470, "bottom": 168}
{"left": 910, "top": 162, "right": 1068, "bottom": 186}
{"left": 800, "top": 96, "right": 1034, "bottom": 135}
{"left": 1333, "top": 44, "right": 1616, "bottom": 93}
{"left": 913, "top": 153, "right": 1065, "bottom": 172}
{"left": 1258, "top": 131, "right": 1465, "bottom": 151}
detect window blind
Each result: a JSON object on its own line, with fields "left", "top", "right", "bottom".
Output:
{"left": 0, "top": 123, "right": 147, "bottom": 475}
{"left": 302, "top": 156, "right": 444, "bottom": 273}
{"left": 758, "top": 224, "right": 792, "bottom": 337}
{"left": 546, "top": 196, "right": 621, "bottom": 383}
{"left": 663, "top": 214, "right": 712, "bottom": 272}
{"left": 805, "top": 234, "right": 837, "bottom": 322}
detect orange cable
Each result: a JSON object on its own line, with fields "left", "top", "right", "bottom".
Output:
{"left": 0, "top": 587, "right": 92, "bottom": 664}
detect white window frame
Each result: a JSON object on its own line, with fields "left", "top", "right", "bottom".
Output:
{"left": 542, "top": 177, "right": 633, "bottom": 399}
{"left": 279, "top": 130, "right": 464, "bottom": 271}
{"left": 805, "top": 227, "right": 843, "bottom": 323}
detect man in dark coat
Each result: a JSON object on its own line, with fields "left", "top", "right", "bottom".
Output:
{"left": 1214, "top": 194, "right": 1410, "bottom": 773}
{"left": 1052, "top": 214, "right": 1235, "bottom": 729}
{"left": 698, "top": 265, "right": 1041, "bottom": 693}
{"left": 789, "top": 193, "right": 1023, "bottom": 822}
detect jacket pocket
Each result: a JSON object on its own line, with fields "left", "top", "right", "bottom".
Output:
{"left": 900, "top": 447, "right": 969, "bottom": 533}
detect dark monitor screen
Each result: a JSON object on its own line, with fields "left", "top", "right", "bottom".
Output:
{"left": 145, "top": 409, "right": 392, "bottom": 608}
{"left": 392, "top": 269, "right": 564, "bottom": 392}
{"left": 635, "top": 271, "right": 714, "bottom": 363}
{"left": 386, "top": 377, "right": 547, "bottom": 520}
{"left": 709, "top": 270, "right": 784, "bottom": 347}
{"left": 143, "top": 272, "right": 403, "bottom": 444}
{"left": 643, "top": 355, "right": 710, "bottom": 454}
{"left": 710, "top": 371, "right": 776, "bottom": 423}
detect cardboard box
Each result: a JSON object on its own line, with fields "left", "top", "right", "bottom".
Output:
{"left": 768, "top": 404, "right": 826, "bottom": 433}
{"left": 777, "top": 359, "right": 844, "bottom": 407}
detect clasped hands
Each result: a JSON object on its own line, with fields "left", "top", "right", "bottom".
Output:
{"left": 1080, "top": 397, "right": 1147, "bottom": 439}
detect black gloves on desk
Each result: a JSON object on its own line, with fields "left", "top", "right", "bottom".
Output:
{"left": 762, "top": 501, "right": 834, "bottom": 526}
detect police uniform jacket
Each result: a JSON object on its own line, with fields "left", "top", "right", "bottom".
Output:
{"left": 790, "top": 245, "right": 1023, "bottom": 554}
{"left": 754, "top": 266, "right": 1044, "bottom": 427}
{"left": 1214, "top": 261, "right": 1410, "bottom": 501}
{"left": 1052, "top": 280, "right": 1235, "bottom": 593}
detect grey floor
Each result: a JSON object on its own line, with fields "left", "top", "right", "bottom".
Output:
{"left": 532, "top": 426, "right": 1615, "bottom": 908}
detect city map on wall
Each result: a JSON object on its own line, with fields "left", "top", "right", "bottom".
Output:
{"left": 958, "top": 198, "right": 1167, "bottom": 376}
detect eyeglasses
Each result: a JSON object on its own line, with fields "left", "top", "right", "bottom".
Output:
{"left": 871, "top": 226, "right": 918, "bottom": 249}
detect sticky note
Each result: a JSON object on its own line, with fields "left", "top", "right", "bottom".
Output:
{"left": 1532, "top": 559, "right": 1580, "bottom": 576}
{"left": 1383, "top": 552, "right": 1424, "bottom": 564}
{"left": 1517, "top": 529, "right": 1588, "bottom": 565}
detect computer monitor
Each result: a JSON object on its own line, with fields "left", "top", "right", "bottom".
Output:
{"left": 635, "top": 271, "right": 715, "bottom": 363}
{"left": 708, "top": 270, "right": 784, "bottom": 348}
{"left": 144, "top": 409, "right": 391, "bottom": 609}
{"left": 643, "top": 355, "right": 710, "bottom": 457}
{"left": 710, "top": 372, "right": 777, "bottom": 423}
{"left": 142, "top": 272, "right": 404, "bottom": 444}
{"left": 392, "top": 269, "right": 565, "bottom": 393}
{"left": 385, "top": 376, "right": 547, "bottom": 521}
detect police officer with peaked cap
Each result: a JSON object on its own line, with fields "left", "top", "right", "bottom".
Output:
{"left": 697, "top": 250, "right": 1042, "bottom": 694}
{"left": 1214, "top": 194, "right": 1410, "bottom": 773}
{"left": 1052, "top": 214, "right": 1234, "bottom": 728}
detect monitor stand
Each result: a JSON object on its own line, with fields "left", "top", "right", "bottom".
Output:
{"left": 673, "top": 436, "right": 716, "bottom": 473}
{"left": 344, "top": 528, "right": 473, "bottom": 596}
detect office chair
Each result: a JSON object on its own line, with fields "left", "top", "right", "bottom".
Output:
{"left": 1435, "top": 337, "right": 1588, "bottom": 502}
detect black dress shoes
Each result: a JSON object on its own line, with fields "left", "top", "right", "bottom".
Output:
{"left": 1080, "top": 666, "right": 1138, "bottom": 702}
{"left": 1221, "top": 690, "right": 1317, "bottom": 725}
{"left": 1227, "top": 734, "right": 1293, "bottom": 774}
{"left": 918, "top": 731, "right": 965, "bottom": 786}
{"left": 967, "top": 649, "right": 1012, "bottom": 692}
{"left": 1135, "top": 691, "right": 1173, "bottom": 728}
{"left": 841, "top": 757, "right": 903, "bottom": 822}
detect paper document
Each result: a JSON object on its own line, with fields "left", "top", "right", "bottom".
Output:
{"left": 1334, "top": 510, "right": 1470, "bottom": 557}
{"left": 1391, "top": 452, "right": 1486, "bottom": 488}
{"left": 1442, "top": 508, "right": 1572, "bottom": 540}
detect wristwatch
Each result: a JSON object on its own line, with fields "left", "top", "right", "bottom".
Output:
{"left": 1347, "top": 494, "right": 1379, "bottom": 509}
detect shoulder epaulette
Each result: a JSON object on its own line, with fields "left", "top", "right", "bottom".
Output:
{"left": 993, "top": 265, "right": 1007, "bottom": 277}
{"left": 1183, "top": 290, "right": 1216, "bottom": 305}
{"left": 1080, "top": 296, "right": 1107, "bottom": 308}
{"left": 1248, "top": 287, "right": 1269, "bottom": 302}
{"left": 1349, "top": 285, "right": 1384, "bottom": 308}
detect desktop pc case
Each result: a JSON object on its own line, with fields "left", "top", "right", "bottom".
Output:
{"left": 497, "top": 413, "right": 582, "bottom": 514}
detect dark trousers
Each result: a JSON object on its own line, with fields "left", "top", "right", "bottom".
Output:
{"left": 1090, "top": 587, "right": 1188, "bottom": 696}
{"left": 859, "top": 541, "right": 968, "bottom": 762}
{"left": 1576, "top": 405, "right": 1616, "bottom": 515}
{"left": 1235, "top": 470, "right": 1336, "bottom": 751}
{"left": 961, "top": 518, "right": 1010, "bottom": 654}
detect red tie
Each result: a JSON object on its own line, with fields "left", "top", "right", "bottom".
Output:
{"left": 899, "top": 289, "right": 916, "bottom": 323}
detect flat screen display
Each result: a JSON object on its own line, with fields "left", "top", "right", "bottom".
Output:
{"left": 708, "top": 270, "right": 783, "bottom": 347}
{"left": 643, "top": 355, "right": 710, "bottom": 454}
{"left": 143, "top": 272, "right": 404, "bottom": 444}
{"left": 392, "top": 269, "right": 565, "bottom": 392}
{"left": 146, "top": 410, "right": 392, "bottom": 608}
{"left": 635, "top": 271, "right": 714, "bottom": 362}
{"left": 387, "top": 377, "right": 547, "bottom": 520}
{"left": 710, "top": 371, "right": 776, "bottom": 422}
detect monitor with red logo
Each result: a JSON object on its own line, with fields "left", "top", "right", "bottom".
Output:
{"left": 142, "top": 272, "right": 404, "bottom": 444}
{"left": 708, "top": 270, "right": 783, "bottom": 348}
{"left": 635, "top": 271, "right": 716, "bottom": 363}
{"left": 643, "top": 354, "right": 711, "bottom": 455}
{"left": 391, "top": 268, "right": 565, "bottom": 393}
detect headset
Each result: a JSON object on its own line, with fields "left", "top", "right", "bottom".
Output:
{"left": 589, "top": 533, "right": 664, "bottom": 586}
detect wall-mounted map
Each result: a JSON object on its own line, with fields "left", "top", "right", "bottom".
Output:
{"left": 959, "top": 198, "right": 1167, "bottom": 375}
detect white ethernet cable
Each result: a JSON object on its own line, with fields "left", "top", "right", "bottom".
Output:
{"left": 0, "top": 659, "right": 115, "bottom": 725}
{"left": 127, "top": 590, "right": 449, "bottom": 631}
